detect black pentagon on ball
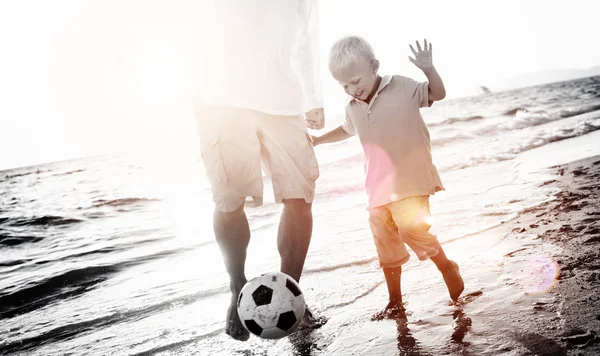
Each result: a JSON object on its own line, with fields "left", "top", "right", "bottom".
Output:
{"left": 244, "top": 319, "right": 263, "bottom": 336}
{"left": 252, "top": 285, "right": 273, "bottom": 306}
{"left": 286, "top": 278, "right": 302, "bottom": 297}
{"left": 277, "top": 311, "right": 297, "bottom": 331}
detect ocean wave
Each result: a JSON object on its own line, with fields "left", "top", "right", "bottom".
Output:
{"left": 512, "top": 120, "right": 600, "bottom": 155}
{"left": 130, "top": 329, "right": 223, "bottom": 356}
{"left": 426, "top": 107, "right": 535, "bottom": 130}
{"left": 546, "top": 121, "right": 600, "bottom": 143}
{"left": 556, "top": 103, "right": 600, "bottom": 120}
{"left": 495, "top": 110, "right": 554, "bottom": 131}
{"left": 303, "top": 257, "right": 377, "bottom": 274}
{"left": 503, "top": 107, "right": 528, "bottom": 116}
{"left": 51, "top": 168, "right": 85, "bottom": 177}
{"left": 83, "top": 212, "right": 107, "bottom": 219}
{"left": 507, "top": 104, "right": 600, "bottom": 125}
{"left": 429, "top": 115, "right": 484, "bottom": 127}
{"left": 431, "top": 132, "right": 476, "bottom": 147}
{"left": 442, "top": 154, "right": 515, "bottom": 172}
{"left": 4, "top": 235, "right": 197, "bottom": 282}
{"left": 0, "top": 313, "right": 128, "bottom": 354}
{"left": 432, "top": 104, "right": 600, "bottom": 136}
{"left": 1, "top": 171, "right": 34, "bottom": 181}
{"left": 0, "top": 246, "right": 193, "bottom": 320}
{"left": 92, "top": 197, "right": 159, "bottom": 208}
{"left": 0, "top": 259, "right": 30, "bottom": 268}
{"left": 445, "top": 118, "right": 600, "bottom": 172}
{"left": 0, "top": 233, "right": 43, "bottom": 247}
{"left": 0, "top": 287, "right": 228, "bottom": 354}
{"left": 474, "top": 105, "right": 600, "bottom": 136}
{"left": 0, "top": 265, "right": 119, "bottom": 319}
{"left": 0, "top": 215, "right": 82, "bottom": 227}
{"left": 54, "top": 245, "right": 118, "bottom": 261}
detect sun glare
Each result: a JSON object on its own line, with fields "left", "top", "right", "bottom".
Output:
{"left": 137, "top": 47, "right": 185, "bottom": 98}
{"left": 423, "top": 214, "right": 434, "bottom": 226}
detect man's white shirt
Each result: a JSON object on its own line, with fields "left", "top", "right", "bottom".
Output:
{"left": 194, "top": 0, "right": 323, "bottom": 116}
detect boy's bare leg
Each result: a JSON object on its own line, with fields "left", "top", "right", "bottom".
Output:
{"left": 278, "top": 199, "right": 327, "bottom": 328}
{"left": 430, "top": 247, "right": 464, "bottom": 302}
{"left": 384, "top": 267, "right": 403, "bottom": 307}
{"left": 214, "top": 204, "right": 251, "bottom": 341}
{"left": 372, "top": 267, "right": 406, "bottom": 321}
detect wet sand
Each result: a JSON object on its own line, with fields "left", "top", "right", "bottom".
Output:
{"left": 300, "top": 156, "right": 600, "bottom": 356}
{"left": 521, "top": 156, "right": 600, "bottom": 355}
{"left": 146, "top": 151, "right": 600, "bottom": 356}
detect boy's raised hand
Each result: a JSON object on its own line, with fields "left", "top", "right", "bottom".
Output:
{"left": 409, "top": 39, "right": 434, "bottom": 72}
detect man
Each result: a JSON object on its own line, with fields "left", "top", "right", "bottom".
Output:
{"left": 193, "top": 0, "right": 325, "bottom": 341}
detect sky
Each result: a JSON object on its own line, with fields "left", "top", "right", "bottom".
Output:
{"left": 0, "top": 0, "right": 599, "bottom": 171}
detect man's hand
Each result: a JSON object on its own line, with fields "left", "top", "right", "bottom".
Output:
{"left": 409, "top": 39, "right": 434, "bottom": 73}
{"left": 305, "top": 108, "right": 325, "bottom": 130}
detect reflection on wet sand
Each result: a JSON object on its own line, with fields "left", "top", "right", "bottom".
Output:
{"left": 394, "top": 307, "right": 472, "bottom": 356}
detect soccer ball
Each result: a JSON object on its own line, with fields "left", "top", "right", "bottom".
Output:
{"left": 237, "top": 272, "right": 306, "bottom": 339}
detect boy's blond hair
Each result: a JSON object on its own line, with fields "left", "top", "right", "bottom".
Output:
{"left": 328, "top": 36, "right": 376, "bottom": 70}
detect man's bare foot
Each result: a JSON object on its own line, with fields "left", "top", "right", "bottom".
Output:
{"left": 225, "top": 294, "right": 249, "bottom": 341}
{"left": 298, "top": 308, "right": 328, "bottom": 330}
{"left": 371, "top": 300, "right": 407, "bottom": 321}
{"left": 441, "top": 260, "right": 465, "bottom": 302}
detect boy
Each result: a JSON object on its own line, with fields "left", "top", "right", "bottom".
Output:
{"left": 311, "top": 36, "right": 464, "bottom": 320}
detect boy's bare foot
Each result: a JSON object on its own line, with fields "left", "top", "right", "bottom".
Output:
{"left": 298, "top": 308, "right": 328, "bottom": 330}
{"left": 225, "top": 294, "right": 249, "bottom": 341}
{"left": 371, "top": 300, "right": 407, "bottom": 321}
{"left": 441, "top": 260, "right": 464, "bottom": 302}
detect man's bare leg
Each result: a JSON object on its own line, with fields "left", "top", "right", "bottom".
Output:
{"left": 278, "top": 199, "right": 326, "bottom": 328}
{"left": 278, "top": 199, "right": 312, "bottom": 281}
{"left": 214, "top": 204, "right": 251, "bottom": 341}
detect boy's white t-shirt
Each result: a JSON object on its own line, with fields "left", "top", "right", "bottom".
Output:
{"left": 194, "top": 0, "right": 322, "bottom": 116}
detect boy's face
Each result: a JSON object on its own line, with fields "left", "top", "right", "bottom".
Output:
{"left": 331, "top": 59, "right": 380, "bottom": 102}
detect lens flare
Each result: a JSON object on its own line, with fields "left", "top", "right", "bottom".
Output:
{"left": 423, "top": 214, "right": 434, "bottom": 226}
{"left": 522, "top": 255, "right": 559, "bottom": 294}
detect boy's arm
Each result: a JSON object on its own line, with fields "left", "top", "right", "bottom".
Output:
{"left": 423, "top": 66, "right": 446, "bottom": 102}
{"left": 409, "top": 39, "right": 446, "bottom": 101}
{"left": 310, "top": 126, "right": 352, "bottom": 146}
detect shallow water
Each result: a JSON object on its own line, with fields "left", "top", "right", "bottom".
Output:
{"left": 1, "top": 76, "right": 600, "bottom": 355}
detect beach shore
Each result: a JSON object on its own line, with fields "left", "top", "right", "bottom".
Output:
{"left": 156, "top": 151, "right": 600, "bottom": 356}
{"left": 2, "top": 77, "right": 599, "bottom": 356}
{"left": 521, "top": 156, "right": 600, "bottom": 355}
{"left": 309, "top": 155, "right": 600, "bottom": 356}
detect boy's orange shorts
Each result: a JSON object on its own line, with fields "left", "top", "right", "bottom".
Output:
{"left": 368, "top": 196, "right": 441, "bottom": 268}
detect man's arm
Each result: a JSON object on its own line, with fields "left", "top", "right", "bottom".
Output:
{"left": 294, "top": 0, "right": 325, "bottom": 129}
{"left": 310, "top": 126, "right": 352, "bottom": 146}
